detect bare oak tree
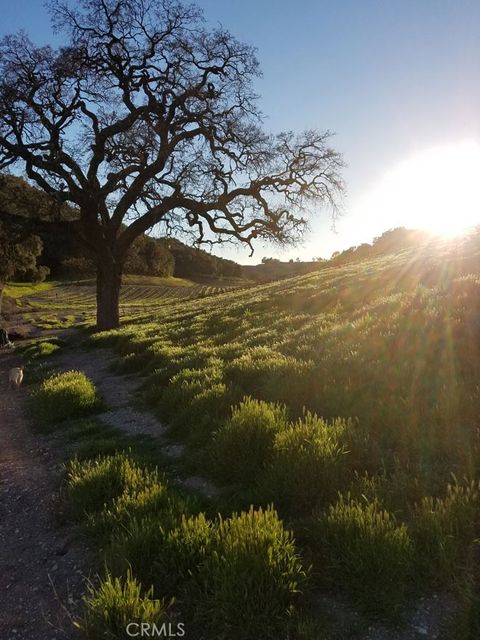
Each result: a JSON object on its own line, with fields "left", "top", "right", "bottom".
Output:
{"left": 0, "top": 0, "right": 344, "bottom": 330}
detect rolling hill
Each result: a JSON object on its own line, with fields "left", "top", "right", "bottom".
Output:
{"left": 12, "top": 230, "right": 480, "bottom": 636}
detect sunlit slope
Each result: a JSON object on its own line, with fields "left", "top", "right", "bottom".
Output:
{"left": 81, "top": 240, "right": 480, "bottom": 621}
{"left": 92, "top": 240, "right": 480, "bottom": 476}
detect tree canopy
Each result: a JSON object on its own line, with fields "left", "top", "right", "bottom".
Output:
{"left": 0, "top": 0, "right": 344, "bottom": 329}
{"left": 0, "top": 216, "right": 47, "bottom": 316}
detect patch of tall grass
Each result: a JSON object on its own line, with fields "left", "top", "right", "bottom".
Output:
{"left": 31, "top": 370, "right": 100, "bottom": 425}
{"left": 77, "top": 571, "right": 171, "bottom": 639}
{"left": 308, "top": 493, "right": 414, "bottom": 616}
{"left": 209, "top": 397, "right": 288, "bottom": 486}
{"left": 411, "top": 479, "right": 479, "bottom": 585}
{"left": 259, "top": 413, "right": 353, "bottom": 515}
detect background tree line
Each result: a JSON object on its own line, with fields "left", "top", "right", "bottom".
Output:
{"left": 0, "top": 174, "right": 242, "bottom": 282}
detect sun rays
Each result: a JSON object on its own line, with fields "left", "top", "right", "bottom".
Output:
{"left": 355, "top": 140, "right": 480, "bottom": 238}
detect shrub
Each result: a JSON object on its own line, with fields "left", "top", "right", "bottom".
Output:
{"left": 195, "top": 506, "right": 308, "bottom": 639}
{"left": 86, "top": 330, "right": 125, "bottom": 349}
{"left": 259, "top": 413, "right": 352, "bottom": 516}
{"left": 153, "top": 513, "right": 216, "bottom": 596}
{"left": 116, "top": 349, "right": 154, "bottom": 373}
{"left": 209, "top": 397, "right": 288, "bottom": 486}
{"left": 109, "top": 505, "right": 306, "bottom": 638}
{"left": 77, "top": 571, "right": 170, "bottom": 639}
{"left": 94, "top": 480, "right": 185, "bottom": 542}
{"left": 156, "top": 363, "right": 223, "bottom": 423}
{"left": 260, "top": 358, "right": 316, "bottom": 411}
{"left": 226, "top": 346, "right": 314, "bottom": 409}
{"left": 310, "top": 494, "right": 414, "bottom": 616}
{"left": 64, "top": 452, "right": 164, "bottom": 522}
{"left": 31, "top": 370, "right": 100, "bottom": 425}
{"left": 412, "top": 480, "right": 479, "bottom": 585}
{"left": 23, "top": 340, "right": 60, "bottom": 359}
{"left": 69, "top": 433, "right": 165, "bottom": 467}
{"left": 169, "top": 383, "right": 240, "bottom": 444}
{"left": 107, "top": 517, "right": 169, "bottom": 587}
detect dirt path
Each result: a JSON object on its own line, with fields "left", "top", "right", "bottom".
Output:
{"left": 0, "top": 349, "right": 88, "bottom": 640}
{"left": 52, "top": 347, "right": 164, "bottom": 436}
{"left": 52, "top": 342, "right": 219, "bottom": 498}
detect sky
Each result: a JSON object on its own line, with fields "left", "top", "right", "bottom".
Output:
{"left": 1, "top": 0, "right": 480, "bottom": 264}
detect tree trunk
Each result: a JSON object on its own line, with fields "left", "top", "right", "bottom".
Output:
{"left": 96, "top": 254, "right": 123, "bottom": 331}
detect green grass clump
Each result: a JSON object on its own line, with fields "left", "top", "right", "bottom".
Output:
{"left": 23, "top": 340, "right": 60, "bottom": 359}
{"left": 31, "top": 370, "right": 100, "bottom": 425}
{"left": 310, "top": 494, "right": 414, "bottom": 617}
{"left": 86, "top": 329, "right": 127, "bottom": 349}
{"left": 77, "top": 571, "right": 170, "bottom": 640}
{"left": 194, "top": 506, "right": 308, "bottom": 640}
{"left": 258, "top": 413, "right": 352, "bottom": 516}
{"left": 226, "top": 347, "right": 314, "bottom": 409}
{"left": 412, "top": 480, "right": 479, "bottom": 585}
{"left": 71, "top": 433, "right": 165, "bottom": 467}
{"left": 209, "top": 397, "right": 288, "bottom": 486}
{"left": 156, "top": 362, "right": 223, "bottom": 415}
{"left": 64, "top": 452, "right": 189, "bottom": 552}
{"left": 152, "top": 513, "right": 216, "bottom": 596}
{"left": 66, "top": 449, "right": 306, "bottom": 638}
{"left": 54, "top": 416, "right": 166, "bottom": 467}
{"left": 95, "top": 481, "right": 181, "bottom": 542}
{"left": 65, "top": 452, "right": 166, "bottom": 521}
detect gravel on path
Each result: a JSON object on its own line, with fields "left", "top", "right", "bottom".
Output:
{"left": 0, "top": 348, "right": 89, "bottom": 640}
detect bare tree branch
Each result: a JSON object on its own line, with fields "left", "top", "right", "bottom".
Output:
{"left": 0, "top": 0, "right": 344, "bottom": 328}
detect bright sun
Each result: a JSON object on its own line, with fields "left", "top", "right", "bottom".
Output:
{"left": 356, "top": 140, "right": 480, "bottom": 237}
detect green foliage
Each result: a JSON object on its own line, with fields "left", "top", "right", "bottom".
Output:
{"left": 259, "top": 413, "right": 352, "bottom": 515}
{"left": 125, "top": 233, "right": 175, "bottom": 277}
{"left": 194, "top": 507, "right": 308, "bottom": 640}
{"left": 64, "top": 452, "right": 165, "bottom": 522}
{"left": 310, "top": 494, "right": 414, "bottom": 616}
{"left": 412, "top": 480, "right": 479, "bottom": 585}
{"left": 28, "top": 232, "right": 480, "bottom": 629}
{"left": 31, "top": 370, "right": 100, "bottom": 425}
{"left": 0, "top": 215, "right": 46, "bottom": 292}
{"left": 23, "top": 340, "right": 60, "bottom": 359}
{"left": 210, "top": 397, "right": 288, "bottom": 486}
{"left": 157, "top": 363, "right": 223, "bottom": 420}
{"left": 107, "top": 517, "right": 171, "bottom": 588}
{"left": 23, "top": 361, "right": 59, "bottom": 385}
{"left": 172, "top": 383, "right": 239, "bottom": 446}
{"left": 152, "top": 513, "right": 216, "bottom": 596}
{"left": 65, "top": 450, "right": 306, "bottom": 638}
{"left": 93, "top": 480, "right": 180, "bottom": 543}
{"left": 77, "top": 571, "right": 170, "bottom": 639}
{"left": 226, "top": 347, "right": 314, "bottom": 409}
{"left": 3, "top": 280, "right": 53, "bottom": 298}
{"left": 69, "top": 434, "right": 165, "bottom": 467}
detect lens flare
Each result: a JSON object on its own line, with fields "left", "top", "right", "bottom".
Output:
{"left": 355, "top": 140, "right": 480, "bottom": 236}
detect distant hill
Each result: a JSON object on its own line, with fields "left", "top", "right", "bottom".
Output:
{"left": 242, "top": 259, "right": 324, "bottom": 282}
{"left": 241, "top": 226, "right": 480, "bottom": 282}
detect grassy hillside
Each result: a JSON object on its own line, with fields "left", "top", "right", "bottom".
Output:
{"left": 80, "top": 236, "right": 480, "bottom": 629}
{"left": 24, "top": 236, "right": 480, "bottom": 636}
